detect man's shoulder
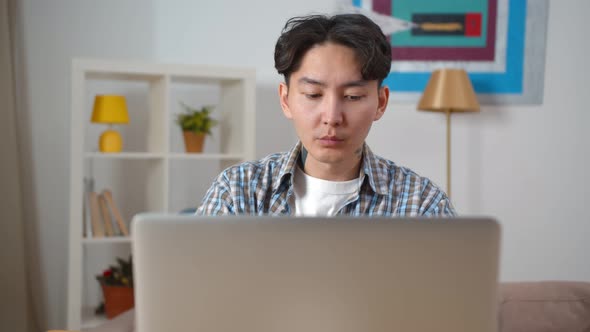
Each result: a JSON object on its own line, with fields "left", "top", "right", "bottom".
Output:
{"left": 369, "top": 153, "right": 431, "bottom": 184}
{"left": 197, "top": 151, "right": 292, "bottom": 215}
{"left": 366, "top": 152, "right": 446, "bottom": 199}
{"left": 218, "top": 151, "right": 290, "bottom": 180}
{"left": 367, "top": 152, "right": 454, "bottom": 216}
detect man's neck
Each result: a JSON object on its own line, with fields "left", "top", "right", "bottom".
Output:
{"left": 299, "top": 147, "right": 363, "bottom": 182}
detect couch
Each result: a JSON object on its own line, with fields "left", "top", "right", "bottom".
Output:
{"left": 498, "top": 281, "right": 590, "bottom": 331}
{"left": 86, "top": 281, "right": 590, "bottom": 332}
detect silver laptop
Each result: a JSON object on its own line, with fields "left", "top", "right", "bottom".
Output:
{"left": 132, "top": 214, "right": 500, "bottom": 332}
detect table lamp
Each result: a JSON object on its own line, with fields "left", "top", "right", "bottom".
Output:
{"left": 417, "top": 68, "right": 479, "bottom": 198}
{"left": 91, "top": 95, "right": 129, "bottom": 153}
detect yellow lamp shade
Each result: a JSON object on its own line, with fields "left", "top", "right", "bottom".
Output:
{"left": 91, "top": 95, "right": 129, "bottom": 124}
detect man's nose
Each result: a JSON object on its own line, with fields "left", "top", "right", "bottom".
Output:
{"left": 321, "top": 95, "right": 343, "bottom": 126}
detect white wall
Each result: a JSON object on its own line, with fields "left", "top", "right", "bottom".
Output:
{"left": 18, "top": 1, "right": 158, "bottom": 329}
{"left": 18, "top": 0, "right": 590, "bottom": 329}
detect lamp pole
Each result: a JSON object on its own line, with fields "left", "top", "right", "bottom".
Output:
{"left": 416, "top": 68, "right": 480, "bottom": 200}
{"left": 446, "top": 108, "right": 451, "bottom": 198}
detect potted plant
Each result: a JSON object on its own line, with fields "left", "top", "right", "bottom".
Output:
{"left": 176, "top": 102, "right": 218, "bottom": 153}
{"left": 95, "top": 255, "right": 134, "bottom": 319}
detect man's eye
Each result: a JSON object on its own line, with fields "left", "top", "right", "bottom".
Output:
{"left": 345, "top": 95, "right": 364, "bottom": 101}
{"left": 305, "top": 93, "right": 322, "bottom": 99}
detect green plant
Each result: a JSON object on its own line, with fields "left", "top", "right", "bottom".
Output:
{"left": 96, "top": 255, "right": 133, "bottom": 287}
{"left": 176, "top": 102, "right": 218, "bottom": 135}
{"left": 94, "top": 255, "right": 134, "bottom": 315}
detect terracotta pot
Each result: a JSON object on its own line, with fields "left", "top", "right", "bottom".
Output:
{"left": 101, "top": 284, "right": 134, "bottom": 319}
{"left": 182, "top": 131, "right": 206, "bottom": 153}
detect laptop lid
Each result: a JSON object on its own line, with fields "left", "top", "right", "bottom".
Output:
{"left": 132, "top": 214, "right": 500, "bottom": 332}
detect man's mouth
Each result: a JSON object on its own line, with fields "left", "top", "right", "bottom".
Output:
{"left": 319, "top": 134, "right": 346, "bottom": 140}
{"left": 317, "top": 135, "right": 345, "bottom": 146}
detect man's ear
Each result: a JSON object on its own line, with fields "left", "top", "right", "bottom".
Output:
{"left": 279, "top": 82, "right": 293, "bottom": 119}
{"left": 374, "top": 85, "right": 389, "bottom": 121}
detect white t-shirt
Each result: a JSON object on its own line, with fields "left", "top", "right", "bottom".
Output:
{"left": 292, "top": 166, "right": 364, "bottom": 216}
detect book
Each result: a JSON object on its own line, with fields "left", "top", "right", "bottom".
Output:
{"left": 98, "top": 193, "right": 116, "bottom": 237}
{"left": 102, "top": 189, "right": 129, "bottom": 236}
{"left": 83, "top": 177, "right": 94, "bottom": 238}
{"left": 88, "top": 191, "right": 104, "bottom": 237}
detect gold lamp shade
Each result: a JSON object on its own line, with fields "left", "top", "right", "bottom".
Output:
{"left": 417, "top": 68, "right": 480, "bottom": 113}
{"left": 416, "top": 69, "right": 480, "bottom": 198}
{"left": 91, "top": 95, "right": 129, "bottom": 153}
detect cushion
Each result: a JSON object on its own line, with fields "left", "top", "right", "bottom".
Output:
{"left": 498, "top": 281, "right": 590, "bottom": 332}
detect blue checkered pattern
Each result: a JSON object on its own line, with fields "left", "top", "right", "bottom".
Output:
{"left": 197, "top": 142, "right": 456, "bottom": 216}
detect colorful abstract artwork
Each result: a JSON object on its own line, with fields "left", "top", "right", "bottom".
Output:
{"left": 348, "top": 0, "right": 549, "bottom": 104}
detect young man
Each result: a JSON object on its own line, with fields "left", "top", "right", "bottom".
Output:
{"left": 197, "top": 14, "right": 455, "bottom": 216}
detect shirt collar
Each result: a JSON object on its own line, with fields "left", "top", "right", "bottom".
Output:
{"left": 361, "top": 143, "right": 390, "bottom": 195}
{"left": 273, "top": 141, "right": 390, "bottom": 196}
{"left": 273, "top": 141, "right": 302, "bottom": 192}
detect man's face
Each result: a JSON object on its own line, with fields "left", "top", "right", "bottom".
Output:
{"left": 279, "top": 42, "right": 389, "bottom": 179}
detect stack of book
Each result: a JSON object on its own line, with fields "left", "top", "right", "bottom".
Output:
{"left": 83, "top": 178, "right": 129, "bottom": 238}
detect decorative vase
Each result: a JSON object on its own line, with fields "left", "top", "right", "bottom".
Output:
{"left": 182, "top": 131, "right": 206, "bottom": 153}
{"left": 101, "top": 284, "right": 135, "bottom": 319}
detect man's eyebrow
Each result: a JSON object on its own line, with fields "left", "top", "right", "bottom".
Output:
{"left": 298, "top": 77, "right": 369, "bottom": 88}
{"left": 298, "top": 77, "right": 326, "bottom": 87}
{"left": 342, "top": 80, "right": 369, "bottom": 88}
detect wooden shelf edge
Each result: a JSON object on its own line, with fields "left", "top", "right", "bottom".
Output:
{"left": 168, "top": 153, "right": 244, "bottom": 160}
{"left": 81, "top": 306, "right": 107, "bottom": 330}
{"left": 83, "top": 152, "right": 244, "bottom": 160}
{"left": 84, "top": 152, "right": 165, "bottom": 160}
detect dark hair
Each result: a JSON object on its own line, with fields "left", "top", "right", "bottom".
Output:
{"left": 274, "top": 14, "right": 391, "bottom": 85}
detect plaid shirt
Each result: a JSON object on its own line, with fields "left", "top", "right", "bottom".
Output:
{"left": 197, "top": 142, "right": 456, "bottom": 216}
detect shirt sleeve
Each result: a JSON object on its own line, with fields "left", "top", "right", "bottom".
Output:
{"left": 196, "top": 171, "right": 236, "bottom": 215}
{"left": 419, "top": 181, "right": 457, "bottom": 217}
{"left": 424, "top": 197, "right": 457, "bottom": 216}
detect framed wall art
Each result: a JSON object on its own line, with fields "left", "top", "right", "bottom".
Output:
{"left": 345, "top": 0, "right": 549, "bottom": 104}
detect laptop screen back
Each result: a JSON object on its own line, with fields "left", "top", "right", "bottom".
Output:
{"left": 132, "top": 215, "right": 500, "bottom": 332}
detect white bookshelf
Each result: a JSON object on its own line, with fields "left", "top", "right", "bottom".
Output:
{"left": 82, "top": 237, "right": 132, "bottom": 244}
{"left": 67, "top": 59, "right": 256, "bottom": 330}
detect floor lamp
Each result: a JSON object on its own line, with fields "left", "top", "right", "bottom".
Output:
{"left": 417, "top": 68, "right": 480, "bottom": 198}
